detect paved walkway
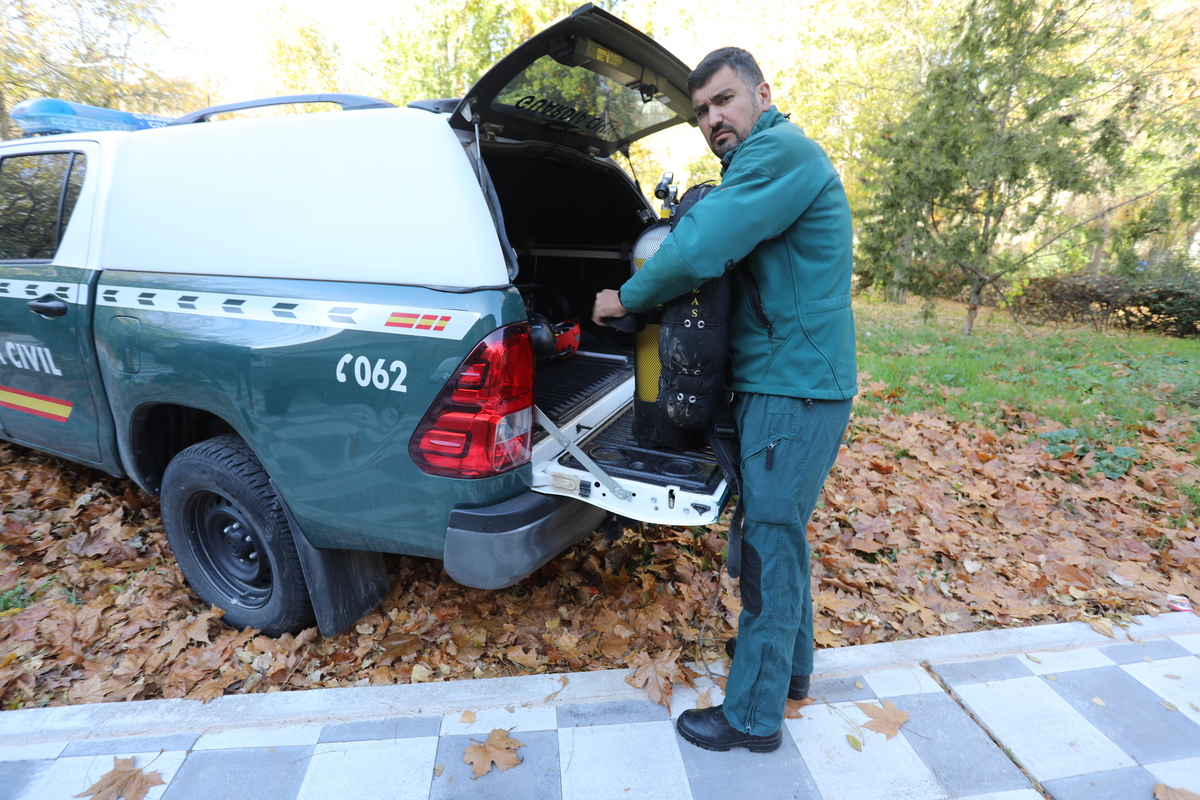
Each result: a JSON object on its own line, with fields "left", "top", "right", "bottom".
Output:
{"left": 2, "top": 612, "right": 1198, "bottom": 800}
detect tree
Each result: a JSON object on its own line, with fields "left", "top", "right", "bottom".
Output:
{"left": 266, "top": 17, "right": 346, "bottom": 96}
{"left": 0, "top": 0, "right": 202, "bottom": 139}
{"left": 858, "top": 0, "right": 1199, "bottom": 333}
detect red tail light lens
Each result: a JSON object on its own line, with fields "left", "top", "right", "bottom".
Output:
{"left": 409, "top": 323, "right": 535, "bottom": 478}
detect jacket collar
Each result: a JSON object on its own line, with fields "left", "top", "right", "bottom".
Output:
{"left": 720, "top": 105, "right": 789, "bottom": 172}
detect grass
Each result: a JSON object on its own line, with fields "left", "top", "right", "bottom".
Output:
{"left": 853, "top": 296, "right": 1200, "bottom": 451}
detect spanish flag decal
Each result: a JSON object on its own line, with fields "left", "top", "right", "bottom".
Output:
{"left": 0, "top": 384, "right": 73, "bottom": 422}
{"left": 386, "top": 313, "right": 451, "bottom": 331}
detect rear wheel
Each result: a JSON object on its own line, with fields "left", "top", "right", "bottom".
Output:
{"left": 161, "top": 434, "right": 314, "bottom": 636}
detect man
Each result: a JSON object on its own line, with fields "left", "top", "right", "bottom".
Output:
{"left": 592, "top": 47, "right": 857, "bottom": 752}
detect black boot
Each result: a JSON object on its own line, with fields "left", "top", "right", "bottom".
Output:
{"left": 676, "top": 705, "right": 782, "bottom": 753}
{"left": 725, "top": 637, "right": 811, "bottom": 700}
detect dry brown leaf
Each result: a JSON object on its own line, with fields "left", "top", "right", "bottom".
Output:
{"left": 853, "top": 699, "right": 910, "bottom": 739}
{"left": 695, "top": 688, "right": 713, "bottom": 709}
{"left": 1165, "top": 674, "right": 1182, "bottom": 680}
{"left": 1092, "top": 697, "right": 1106, "bottom": 706}
{"left": 460, "top": 710, "right": 476, "bottom": 724}
{"left": 1089, "top": 618, "right": 1116, "bottom": 638}
{"left": 1161, "top": 701, "right": 1178, "bottom": 712}
{"left": 433, "top": 764, "right": 444, "bottom": 777}
{"left": 1155, "top": 784, "right": 1200, "bottom": 800}
{"left": 625, "top": 649, "right": 692, "bottom": 708}
{"left": 784, "top": 696, "right": 815, "bottom": 719}
{"left": 543, "top": 675, "right": 569, "bottom": 703}
{"left": 74, "top": 757, "right": 165, "bottom": 800}
{"left": 463, "top": 728, "right": 524, "bottom": 779}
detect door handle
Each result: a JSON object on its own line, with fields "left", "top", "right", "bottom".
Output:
{"left": 27, "top": 296, "right": 68, "bottom": 318}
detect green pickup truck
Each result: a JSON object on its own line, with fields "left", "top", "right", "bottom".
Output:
{"left": 0, "top": 5, "right": 728, "bottom": 638}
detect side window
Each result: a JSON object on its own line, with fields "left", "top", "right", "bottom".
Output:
{"left": 0, "top": 152, "right": 87, "bottom": 261}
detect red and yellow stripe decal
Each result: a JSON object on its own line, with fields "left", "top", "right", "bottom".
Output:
{"left": 0, "top": 385, "right": 73, "bottom": 422}
{"left": 386, "top": 313, "right": 451, "bottom": 331}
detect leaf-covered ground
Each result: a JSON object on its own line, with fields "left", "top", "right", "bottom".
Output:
{"left": 2, "top": 398, "right": 1198, "bottom": 709}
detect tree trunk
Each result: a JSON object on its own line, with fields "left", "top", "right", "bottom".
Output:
{"left": 962, "top": 278, "right": 982, "bottom": 335}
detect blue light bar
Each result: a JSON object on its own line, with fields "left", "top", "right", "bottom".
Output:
{"left": 11, "top": 98, "right": 173, "bottom": 136}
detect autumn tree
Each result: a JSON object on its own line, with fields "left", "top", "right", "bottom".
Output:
{"left": 0, "top": 0, "right": 202, "bottom": 139}
{"left": 266, "top": 17, "right": 346, "bottom": 96}
{"left": 858, "top": 0, "right": 1199, "bottom": 333}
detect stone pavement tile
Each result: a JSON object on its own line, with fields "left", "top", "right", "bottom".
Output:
{"left": 930, "top": 656, "right": 1033, "bottom": 687}
{"left": 193, "top": 723, "right": 321, "bottom": 750}
{"left": 1041, "top": 766, "right": 1160, "bottom": 800}
{"left": 807, "top": 674, "right": 874, "bottom": 704}
{"left": 161, "top": 746, "right": 312, "bottom": 800}
{"left": 956, "top": 791, "right": 1044, "bottom": 800}
{"left": 678, "top": 727, "right": 821, "bottom": 800}
{"left": 1120, "top": 655, "right": 1200, "bottom": 727}
{"left": 892, "top": 691, "right": 1032, "bottom": 797}
{"left": 317, "top": 714, "right": 441, "bottom": 743}
{"left": 438, "top": 703, "right": 557, "bottom": 736}
{"left": 557, "top": 698, "right": 670, "bottom": 728}
{"left": 1042, "top": 665, "right": 1200, "bottom": 764}
{"left": 787, "top": 700, "right": 944, "bottom": 800}
{"left": 0, "top": 760, "right": 51, "bottom": 800}
{"left": 19, "top": 751, "right": 187, "bottom": 800}
{"left": 558, "top": 720, "right": 690, "bottom": 800}
{"left": 862, "top": 666, "right": 943, "bottom": 699}
{"left": 1100, "top": 638, "right": 1193, "bottom": 664}
{"left": 1172, "top": 633, "right": 1200, "bottom": 654}
{"left": 431, "top": 730, "right": 559, "bottom": 800}
{"left": 955, "top": 675, "right": 1134, "bottom": 781}
{"left": 61, "top": 732, "right": 198, "bottom": 757}
{"left": 295, "top": 738, "right": 439, "bottom": 800}
{"left": 1146, "top": 756, "right": 1200, "bottom": 793}
{"left": 0, "top": 742, "right": 66, "bottom": 762}
{"left": 1022, "top": 648, "right": 1116, "bottom": 675}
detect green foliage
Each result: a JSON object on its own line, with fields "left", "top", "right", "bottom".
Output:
{"left": 0, "top": 578, "right": 38, "bottom": 612}
{"left": 0, "top": 0, "right": 203, "bottom": 138}
{"left": 1032, "top": 429, "right": 1140, "bottom": 479}
{"left": 266, "top": 18, "right": 345, "bottom": 97}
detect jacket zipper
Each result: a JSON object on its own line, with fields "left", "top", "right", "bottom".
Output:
{"left": 735, "top": 265, "right": 773, "bottom": 338}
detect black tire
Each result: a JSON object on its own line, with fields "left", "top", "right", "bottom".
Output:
{"left": 161, "top": 434, "right": 315, "bottom": 636}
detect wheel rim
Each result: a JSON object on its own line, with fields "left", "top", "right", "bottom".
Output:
{"left": 184, "top": 490, "right": 273, "bottom": 609}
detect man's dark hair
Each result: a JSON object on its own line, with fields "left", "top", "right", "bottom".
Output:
{"left": 687, "top": 47, "right": 765, "bottom": 97}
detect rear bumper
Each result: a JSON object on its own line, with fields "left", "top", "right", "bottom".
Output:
{"left": 443, "top": 491, "right": 607, "bottom": 589}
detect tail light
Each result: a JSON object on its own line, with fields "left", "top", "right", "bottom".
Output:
{"left": 409, "top": 323, "right": 535, "bottom": 478}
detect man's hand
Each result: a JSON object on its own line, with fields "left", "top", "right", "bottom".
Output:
{"left": 592, "top": 288, "right": 628, "bottom": 327}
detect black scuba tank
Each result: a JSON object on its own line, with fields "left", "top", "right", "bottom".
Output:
{"left": 630, "top": 183, "right": 732, "bottom": 449}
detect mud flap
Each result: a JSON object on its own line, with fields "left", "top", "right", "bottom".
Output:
{"left": 271, "top": 480, "right": 389, "bottom": 638}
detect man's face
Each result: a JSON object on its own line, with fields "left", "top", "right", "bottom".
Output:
{"left": 691, "top": 64, "right": 772, "bottom": 158}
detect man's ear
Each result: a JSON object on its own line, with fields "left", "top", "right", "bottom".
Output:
{"left": 756, "top": 81, "right": 772, "bottom": 112}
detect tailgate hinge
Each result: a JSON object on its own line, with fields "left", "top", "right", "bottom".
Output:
{"left": 534, "top": 406, "right": 630, "bottom": 502}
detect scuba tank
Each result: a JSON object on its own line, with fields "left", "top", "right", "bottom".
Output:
{"left": 630, "top": 178, "right": 731, "bottom": 450}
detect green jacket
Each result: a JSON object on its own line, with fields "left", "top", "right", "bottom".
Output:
{"left": 619, "top": 106, "right": 857, "bottom": 401}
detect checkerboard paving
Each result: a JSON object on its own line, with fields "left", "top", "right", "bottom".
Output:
{"left": 2, "top": 618, "right": 1198, "bottom": 800}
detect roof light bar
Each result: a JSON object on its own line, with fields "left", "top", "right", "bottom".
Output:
{"left": 11, "top": 98, "right": 172, "bottom": 136}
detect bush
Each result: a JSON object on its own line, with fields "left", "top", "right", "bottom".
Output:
{"left": 1011, "top": 272, "right": 1200, "bottom": 338}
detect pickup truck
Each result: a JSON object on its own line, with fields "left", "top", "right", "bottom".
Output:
{"left": 0, "top": 4, "right": 727, "bottom": 638}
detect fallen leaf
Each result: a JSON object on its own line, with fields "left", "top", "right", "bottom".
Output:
{"left": 784, "top": 696, "right": 815, "bottom": 719}
{"left": 695, "top": 688, "right": 713, "bottom": 709}
{"left": 460, "top": 710, "right": 476, "bottom": 724}
{"left": 74, "top": 757, "right": 164, "bottom": 800}
{"left": 1089, "top": 618, "right": 1115, "bottom": 638}
{"left": 1191, "top": 702, "right": 1199, "bottom": 712}
{"left": 1160, "top": 701, "right": 1178, "bottom": 712}
{"left": 1155, "top": 783, "right": 1200, "bottom": 800}
{"left": 854, "top": 680, "right": 863, "bottom": 690}
{"left": 1165, "top": 674, "right": 1182, "bottom": 680}
{"left": 410, "top": 664, "right": 432, "bottom": 683}
{"left": 463, "top": 728, "right": 524, "bottom": 779}
{"left": 1144, "top": 656, "right": 1154, "bottom": 662}
{"left": 543, "top": 675, "right": 569, "bottom": 703}
{"left": 1026, "top": 654, "right": 1043, "bottom": 664}
{"left": 854, "top": 699, "right": 910, "bottom": 739}
{"left": 625, "top": 649, "right": 693, "bottom": 708}
{"left": 1045, "top": 675, "right": 1058, "bottom": 681}
{"left": 433, "top": 764, "right": 444, "bottom": 777}
{"left": 847, "top": 734, "right": 863, "bottom": 752}
{"left": 1092, "top": 697, "right": 1106, "bottom": 706}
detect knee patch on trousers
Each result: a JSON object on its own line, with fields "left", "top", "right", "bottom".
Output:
{"left": 741, "top": 541, "right": 762, "bottom": 616}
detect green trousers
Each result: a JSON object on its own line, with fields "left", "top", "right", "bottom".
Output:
{"left": 722, "top": 392, "right": 852, "bottom": 735}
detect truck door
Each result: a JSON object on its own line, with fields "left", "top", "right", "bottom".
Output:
{"left": 0, "top": 142, "right": 106, "bottom": 463}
